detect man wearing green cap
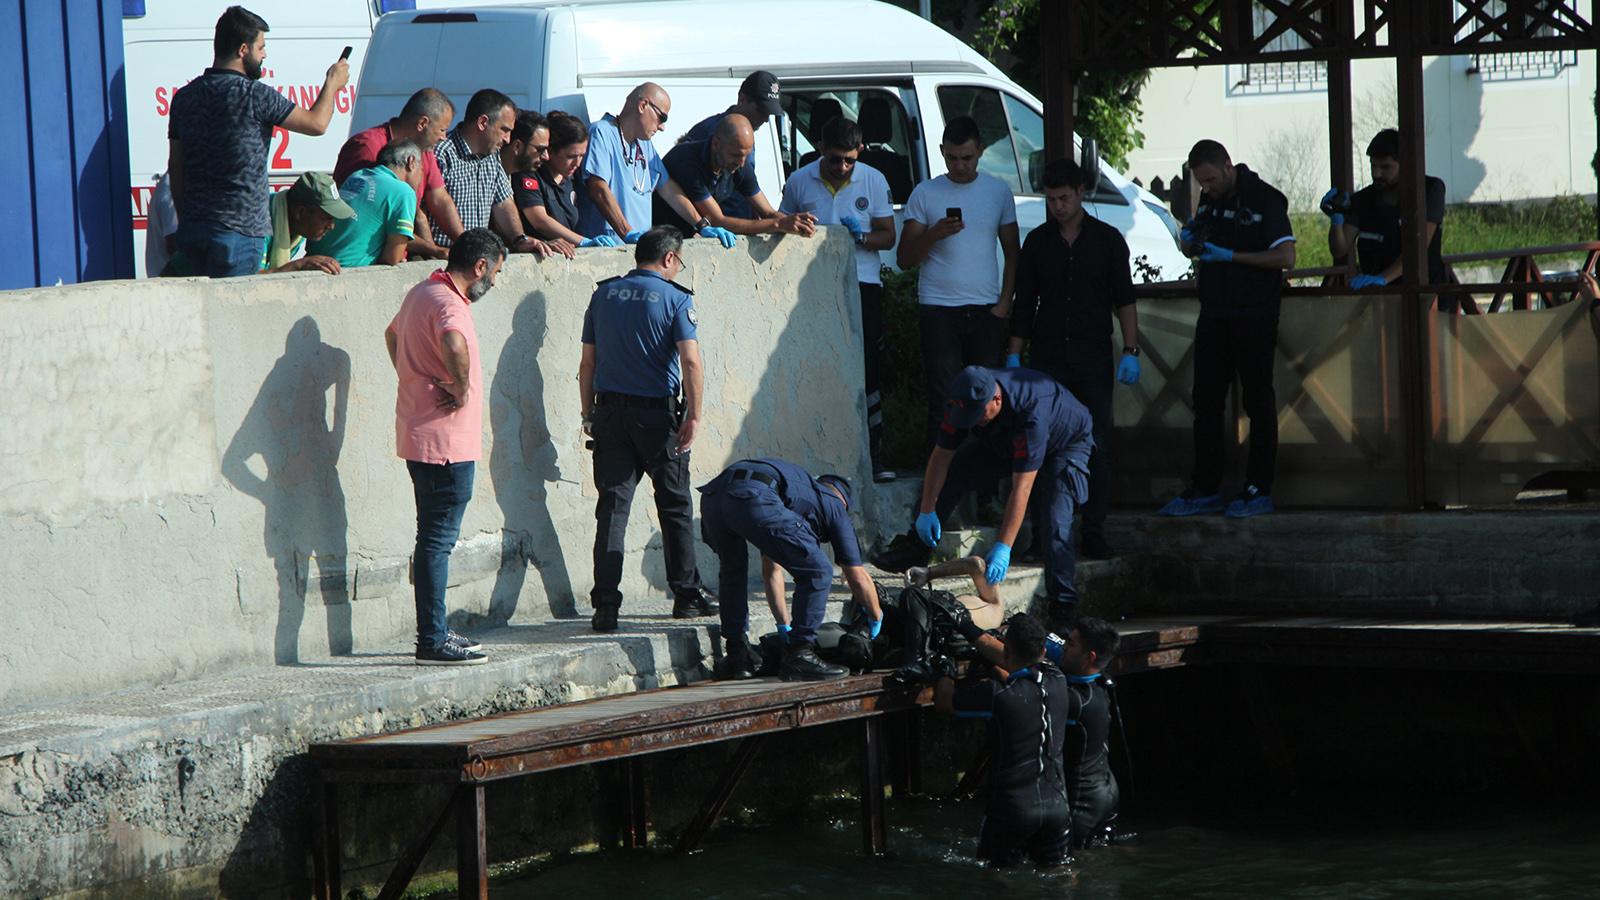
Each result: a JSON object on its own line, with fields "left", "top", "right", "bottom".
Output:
{"left": 162, "top": 170, "right": 355, "bottom": 276}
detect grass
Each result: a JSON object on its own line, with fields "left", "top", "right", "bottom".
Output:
{"left": 1290, "top": 195, "right": 1597, "bottom": 270}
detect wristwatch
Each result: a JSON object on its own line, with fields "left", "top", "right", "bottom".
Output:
{"left": 1122, "top": 346, "right": 1140, "bottom": 356}
{"left": 693, "top": 216, "right": 711, "bottom": 232}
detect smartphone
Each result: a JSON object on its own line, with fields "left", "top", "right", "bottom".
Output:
{"left": 946, "top": 207, "right": 962, "bottom": 221}
{"left": 339, "top": 45, "right": 353, "bottom": 60}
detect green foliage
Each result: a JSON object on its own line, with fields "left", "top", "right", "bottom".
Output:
{"left": 1290, "top": 196, "right": 1597, "bottom": 271}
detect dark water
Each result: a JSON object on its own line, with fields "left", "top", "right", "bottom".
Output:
{"left": 493, "top": 796, "right": 1600, "bottom": 899}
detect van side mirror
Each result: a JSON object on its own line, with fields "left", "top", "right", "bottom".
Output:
{"left": 1079, "top": 137, "right": 1104, "bottom": 195}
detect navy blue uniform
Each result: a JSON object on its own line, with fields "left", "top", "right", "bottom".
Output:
{"left": 583, "top": 270, "right": 707, "bottom": 611}
{"left": 935, "top": 368, "right": 1094, "bottom": 607}
{"left": 699, "top": 458, "right": 862, "bottom": 644}
{"left": 655, "top": 138, "right": 763, "bottom": 235}
{"left": 953, "top": 665, "right": 1074, "bottom": 867}
{"left": 683, "top": 111, "right": 759, "bottom": 219}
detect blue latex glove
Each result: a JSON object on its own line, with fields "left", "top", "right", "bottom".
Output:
{"left": 1198, "top": 242, "right": 1233, "bottom": 263}
{"left": 868, "top": 617, "right": 883, "bottom": 639}
{"left": 1179, "top": 221, "right": 1196, "bottom": 245}
{"left": 1117, "top": 353, "right": 1141, "bottom": 385}
{"left": 985, "top": 542, "right": 1012, "bottom": 585}
{"left": 700, "top": 225, "right": 737, "bottom": 248}
{"left": 623, "top": 229, "right": 645, "bottom": 244}
{"left": 777, "top": 622, "right": 792, "bottom": 639}
{"left": 1319, "top": 187, "right": 1348, "bottom": 226}
{"left": 579, "top": 234, "right": 623, "bottom": 248}
{"left": 1004, "top": 353, "right": 1022, "bottom": 368}
{"left": 1350, "top": 273, "right": 1388, "bottom": 290}
{"left": 914, "top": 511, "right": 941, "bottom": 548}
{"left": 837, "top": 213, "right": 865, "bottom": 241}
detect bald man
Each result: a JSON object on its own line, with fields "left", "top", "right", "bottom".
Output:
{"left": 575, "top": 82, "right": 706, "bottom": 244}
{"left": 656, "top": 113, "right": 815, "bottom": 238}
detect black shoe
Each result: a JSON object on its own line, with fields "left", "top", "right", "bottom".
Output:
{"left": 415, "top": 642, "right": 488, "bottom": 666}
{"left": 591, "top": 605, "right": 619, "bottom": 632}
{"left": 673, "top": 588, "right": 720, "bottom": 619}
{"left": 715, "top": 640, "right": 758, "bottom": 680}
{"left": 780, "top": 644, "right": 849, "bottom": 682}
{"left": 1080, "top": 532, "right": 1114, "bottom": 560}
{"left": 446, "top": 630, "right": 483, "bottom": 652}
{"left": 871, "top": 531, "right": 932, "bottom": 573}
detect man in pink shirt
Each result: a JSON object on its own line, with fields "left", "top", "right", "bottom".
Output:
{"left": 385, "top": 228, "right": 506, "bottom": 665}
{"left": 337, "top": 87, "right": 463, "bottom": 261}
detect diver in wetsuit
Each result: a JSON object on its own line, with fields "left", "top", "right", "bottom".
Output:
{"left": 935, "top": 613, "right": 1072, "bottom": 868}
{"left": 954, "top": 612, "right": 1123, "bottom": 847}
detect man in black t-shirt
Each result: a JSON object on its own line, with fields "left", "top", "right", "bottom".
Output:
{"left": 1322, "top": 128, "right": 1449, "bottom": 289}
{"left": 1160, "top": 140, "right": 1296, "bottom": 520}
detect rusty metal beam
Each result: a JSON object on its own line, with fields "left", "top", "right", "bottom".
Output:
{"left": 859, "top": 717, "right": 888, "bottom": 855}
{"left": 375, "top": 789, "right": 456, "bottom": 900}
{"left": 456, "top": 785, "right": 488, "bottom": 900}
{"left": 675, "top": 735, "right": 765, "bottom": 854}
{"left": 311, "top": 778, "right": 340, "bottom": 900}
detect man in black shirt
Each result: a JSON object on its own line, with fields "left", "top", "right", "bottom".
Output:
{"left": 1160, "top": 140, "right": 1295, "bottom": 519}
{"left": 1008, "top": 159, "right": 1140, "bottom": 559}
{"left": 1322, "top": 128, "right": 1449, "bottom": 289}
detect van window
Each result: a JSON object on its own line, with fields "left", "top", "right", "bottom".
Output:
{"left": 1001, "top": 93, "right": 1046, "bottom": 193}
{"left": 935, "top": 85, "right": 1023, "bottom": 193}
{"left": 781, "top": 88, "right": 918, "bottom": 204}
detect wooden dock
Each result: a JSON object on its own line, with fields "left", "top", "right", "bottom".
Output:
{"left": 310, "top": 614, "right": 1600, "bottom": 898}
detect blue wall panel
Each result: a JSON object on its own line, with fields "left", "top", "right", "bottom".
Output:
{"left": 0, "top": 0, "right": 134, "bottom": 290}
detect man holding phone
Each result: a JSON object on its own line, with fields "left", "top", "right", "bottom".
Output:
{"left": 898, "top": 116, "right": 1021, "bottom": 451}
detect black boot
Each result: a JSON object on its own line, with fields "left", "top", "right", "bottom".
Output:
{"left": 1080, "top": 532, "right": 1114, "bottom": 561}
{"left": 870, "top": 531, "right": 932, "bottom": 573}
{"left": 780, "top": 643, "right": 849, "bottom": 682}
{"left": 673, "top": 588, "right": 720, "bottom": 619}
{"left": 591, "top": 604, "right": 619, "bottom": 632}
{"left": 715, "top": 636, "right": 757, "bottom": 681}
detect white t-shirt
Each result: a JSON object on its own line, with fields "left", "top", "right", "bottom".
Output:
{"left": 903, "top": 173, "right": 1017, "bottom": 307}
{"left": 779, "top": 159, "right": 894, "bottom": 285}
{"left": 145, "top": 173, "right": 178, "bottom": 277}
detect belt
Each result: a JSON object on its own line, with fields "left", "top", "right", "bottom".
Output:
{"left": 731, "top": 468, "right": 778, "bottom": 488}
{"left": 595, "top": 391, "right": 677, "bottom": 410}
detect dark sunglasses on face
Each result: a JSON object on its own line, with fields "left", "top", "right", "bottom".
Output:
{"left": 825, "top": 154, "right": 858, "bottom": 167}
{"left": 644, "top": 99, "right": 668, "bottom": 126}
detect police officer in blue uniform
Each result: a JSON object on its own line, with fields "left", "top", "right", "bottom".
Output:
{"left": 699, "top": 458, "right": 884, "bottom": 681}
{"left": 876, "top": 366, "right": 1095, "bottom": 627}
{"left": 579, "top": 226, "right": 717, "bottom": 632}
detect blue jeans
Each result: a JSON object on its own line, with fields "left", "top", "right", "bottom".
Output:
{"left": 175, "top": 218, "right": 264, "bottom": 278}
{"left": 408, "top": 460, "right": 475, "bottom": 651}
{"left": 701, "top": 477, "right": 834, "bottom": 645}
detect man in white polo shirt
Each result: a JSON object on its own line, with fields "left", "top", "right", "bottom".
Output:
{"left": 780, "top": 116, "right": 897, "bottom": 481}
{"left": 898, "top": 115, "right": 1020, "bottom": 450}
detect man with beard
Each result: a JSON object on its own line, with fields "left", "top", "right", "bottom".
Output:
{"left": 1322, "top": 128, "right": 1449, "bottom": 291}
{"left": 166, "top": 6, "right": 350, "bottom": 277}
{"left": 386, "top": 228, "right": 507, "bottom": 665}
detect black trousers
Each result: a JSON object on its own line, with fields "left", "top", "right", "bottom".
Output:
{"left": 1191, "top": 313, "right": 1279, "bottom": 494}
{"left": 859, "top": 282, "right": 886, "bottom": 467}
{"left": 1031, "top": 342, "right": 1114, "bottom": 539}
{"left": 918, "top": 303, "right": 1006, "bottom": 450}
{"left": 589, "top": 400, "right": 703, "bottom": 608}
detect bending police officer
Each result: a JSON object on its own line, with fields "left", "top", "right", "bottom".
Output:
{"left": 579, "top": 226, "right": 717, "bottom": 632}
{"left": 699, "top": 458, "right": 884, "bottom": 681}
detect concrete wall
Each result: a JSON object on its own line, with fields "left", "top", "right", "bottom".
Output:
{"left": 0, "top": 234, "right": 868, "bottom": 711}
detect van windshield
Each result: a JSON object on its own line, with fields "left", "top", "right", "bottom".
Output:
{"left": 781, "top": 88, "right": 918, "bottom": 204}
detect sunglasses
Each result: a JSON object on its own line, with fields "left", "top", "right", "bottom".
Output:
{"left": 825, "top": 154, "right": 858, "bottom": 167}
{"left": 644, "top": 98, "right": 669, "bottom": 126}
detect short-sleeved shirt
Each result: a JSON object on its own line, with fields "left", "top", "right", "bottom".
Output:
{"left": 684, "top": 110, "right": 760, "bottom": 219}
{"left": 575, "top": 114, "right": 668, "bottom": 240}
{"left": 582, "top": 269, "right": 698, "bottom": 398}
{"left": 779, "top": 159, "right": 895, "bottom": 285}
{"left": 656, "top": 138, "right": 761, "bottom": 234}
{"left": 937, "top": 368, "right": 1095, "bottom": 475}
{"left": 903, "top": 173, "right": 1018, "bottom": 307}
{"left": 433, "top": 127, "right": 512, "bottom": 246}
{"left": 305, "top": 165, "right": 417, "bottom": 267}
{"left": 698, "top": 457, "right": 864, "bottom": 567}
{"left": 389, "top": 270, "right": 483, "bottom": 464}
{"left": 511, "top": 166, "right": 581, "bottom": 237}
{"left": 167, "top": 68, "right": 296, "bottom": 237}
{"left": 951, "top": 666, "right": 1072, "bottom": 816}
{"left": 334, "top": 121, "right": 445, "bottom": 207}
{"left": 1191, "top": 164, "right": 1295, "bottom": 317}
{"left": 1011, "top": 215, "right": 1136, "bottom": 347}
{"left": 1347, "top": 176, "right": 1448, "bottom": 284}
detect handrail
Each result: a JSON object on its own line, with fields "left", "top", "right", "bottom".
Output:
{"left": 1443, "top": 241, "right": 1600, "bottom": 264}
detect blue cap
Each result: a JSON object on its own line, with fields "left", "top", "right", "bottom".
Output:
{"left": 945, "top": 366, "right": 998, "bottom": 429}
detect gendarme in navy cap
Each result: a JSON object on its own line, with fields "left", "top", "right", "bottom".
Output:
{"left": 740, "top": 70, "right": 782, "bottom": 118}
{"left": 945, "top": 366, "right": 998, "bottom": 429}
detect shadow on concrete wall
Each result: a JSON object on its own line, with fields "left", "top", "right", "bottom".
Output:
{"left": 221, "top": 317, "right": 354, "bottom": 664}
{"left": 1435, "top": 55, "right": 1486, "bottom": 202}
{"left": 489, "top": 292, "right": 579, "bottom": 622}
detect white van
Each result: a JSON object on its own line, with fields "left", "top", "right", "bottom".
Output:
{"left": 352, "top": 0, "right": 1189, "bottom": 280}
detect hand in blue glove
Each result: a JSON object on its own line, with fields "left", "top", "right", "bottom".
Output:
{"left": 837, "top": 213, "right": 865, "bottom": 241}
{"left": 1349, "top": 273, "right": 1388, "bottom": 290}
{"left": 868, "top": 617, "right": 883, "bottom": 639}
{"left": 984, "top": 542, "right": 1012, "bottom": 585}
{"left": 777, "top": 621, "right": 792, "bottom": 640}
{"left": 623, "top": 229, "right": 645, "bottom": 244}
{"left": 579, "top": 234, "right": 623, "bottom": 248}
{"left": 914, "top": 511, "right": 941, "bottom": 548}
{"left": 1319, "top": 187, "right": 1348, "bottom": 226}
{"left": 1198, "top": 242, "right": 1233, "bottom": 263}
{"left": 700, "top": 225, "right": 737, "bottom": 248}
{"left": 1116, "top": 353, "right": 1141, "bottom": 385}
{"left": 1179, "top": 220, "right": 1196, "bottom": 246}
{"left": 1004, "top": 353, "right": 1022, "bottom": 368}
